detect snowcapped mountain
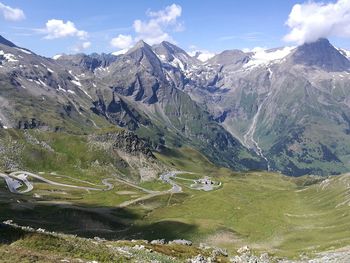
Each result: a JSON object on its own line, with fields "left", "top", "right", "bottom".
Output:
{"left": 0, "top": 36, "right": 265, "bottom": 171}
{"left": 54, "top": 53, "right": 117, "bottom": 72}
{"left": 290, "top": 38, "right": 350, "bottom": 71}
{"left": 1, "top": 34, "right": 350, "bottom": 175}
{"left": 152, "top": 41, "right": 200, "bottom": 70}
{"left": 182, "top": 38, "right": 350, "bottom": 175}
{"left": 0, "top": 36, "right": 103, "bottom": 132}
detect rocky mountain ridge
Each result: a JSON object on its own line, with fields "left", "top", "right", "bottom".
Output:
{"left": 178, "top": 38, "right": 350, "bottom": 175}
{"left": 1, "top": 35, "right": 350, "bottom": 175}
{"left": 0, "top": 35, "right": 265, "bottom": 173}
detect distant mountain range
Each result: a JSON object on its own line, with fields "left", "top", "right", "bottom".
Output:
{"left": 1, "top": 35, "right": 350, "bottom": 176}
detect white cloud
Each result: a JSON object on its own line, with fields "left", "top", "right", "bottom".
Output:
{"left": 284, "top": 0, "right": 350, "bottom": 44}
{"left": 147, "top": 4, "right": 182, "bottom": 24}
{"left": 0, "top": 2, "right": 25, "bottom": 21}
{"left": 82, "top": 41, "right": 91, "bottom": 49}
{"left": 110, "top": 3, "right": 183, "bottom": 51}
{"left": 188, "top": 49, "right": 216, "bottom": 62}
{"left": 133, "top": 3, "right": 182, "bottom": 44}
{"left": 110, "top": 34, "right": 133, "bottom": 49}
{"left": 196, "top": 52, "right": 215, "bottom": 62}
{"left": 44, "top": 19, "right": 88, "bottom": 40}
{"left": 72, "top": 41, "right": 91, "bottom": 52}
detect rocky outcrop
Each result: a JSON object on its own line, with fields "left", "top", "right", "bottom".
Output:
{"left": 291, "top": 38, "right": 350, "bottom": 72}
{"left": 88, "top": 130, "right": 164, "bottom": 181}
{"left": 91, "top": 93, "right": 150, "bottom": 131}
{"left": 89, "top": 130, "right": 155, "bottom": 158}
{"left": 169, "top": 239, "right": 192, "bottom": 246}
{"left": 55, "top": 53, "right": 118, "bottom": 72}
{"left": 17, "top": 118, "right": 45, "bottom": 130}
{"left": 230, "top": 246, "right": 271, "bottom": 263}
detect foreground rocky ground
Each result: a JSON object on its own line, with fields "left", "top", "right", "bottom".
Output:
{"left": 2, "top": 220, "right": 350, "bottom": 263}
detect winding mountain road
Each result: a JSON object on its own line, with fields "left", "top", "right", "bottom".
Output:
{"left": 0, "top": 172, "right": 22, "bottom": 193}
{"left": 0, "top": 170, "right": 191, "bottom": 208}
{"left": 0, "top": 171, "right": 110, "bottom": 194}
{"left": 0, "top": 170, "right": 185, "bottom": 194}
{"left": 159, "top": 171, "right": 185, "bottom": 193}
{"left": 112, "top": 176, "right": 156, "bottom": 194}
{"left": 118, "top": 171, "right": 187, "bottom": 208}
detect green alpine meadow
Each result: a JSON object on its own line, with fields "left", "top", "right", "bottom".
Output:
{"left": 1, "top": 1, "right": 350, "bottom": 262}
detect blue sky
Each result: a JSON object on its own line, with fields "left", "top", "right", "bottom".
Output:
{"left": 0, "top": 0, "right": 349, "bottom": 57}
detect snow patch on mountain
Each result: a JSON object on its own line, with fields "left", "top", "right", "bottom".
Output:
{"left": 71, "top": 80, "right": 82, "bottom": 87}
{"left": 15, "top": 47, "right": 32, "bottom": 55}
{"left": 171, "top": 57, "right": 185, "bottom": 70}
{"left": 58, "top": 85, "right": 66, "bottom": 92}
{"left": 338, "top": 48, "right": 350, "bottom": 59}
{"left": 0, "top": 50, "right": 18, "bottom": 62}
{"left": 53, "top": 54, "right": 62, "bottom": 60}
{"left": 38, "top": 79, "right": 47, "bottom": 87}
{"left": 244, "top": 46, "right": 295, "bottom": 69}
{"left": 112, "top": 49, "right": 128, "bottom": 56}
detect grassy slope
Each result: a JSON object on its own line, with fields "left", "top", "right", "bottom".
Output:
{"left": 0, "top": 128, "right": 142, "bottom": 182}
{"left": 255, "top": 75, "right": 350, "bottom": 176}
{"left": 136, "top": 148, "right": 350, "bottom": 258}
{"left": 1, "top": 131, "right": 350, "bottom": 259}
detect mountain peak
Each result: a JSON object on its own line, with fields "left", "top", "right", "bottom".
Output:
{"left": 124, "top": 40, "right": 155, "bottom": 58}
{"left": 125, "top": 40, "right": 156, "bottom": 58}
{"left": 159, "top": 41, "right": 181, "bottom": 50}
{"left": 208, "top": 49, "right": 248, "bottom": 66}
{"left": 154, "top": 41, "right": 188, "bottom": 56}
{"left": 122, "top": 39, "right": 165, "bottom": 79}
{"left": 132, "top": 40, "right": 150, "bottom": 49}
{"left": 152, "top": 40, "right": 199, "bottom": 68}
{"left": 152, "top": 41, "right": 188, "bottom": 55}
{"left": 0, "top": 35, "right": 17, "bottom": 47}
{"left": 307, "top": 38, "right": 330, "bottom": 45}
{"left": 160, "top": 40, "right": 173, "bottom": 46}
{"left": 291, "top": 38, "right": 350, "bottom": 71}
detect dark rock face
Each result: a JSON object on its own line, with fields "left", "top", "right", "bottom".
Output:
{"left": 102, "top": 41, "right": 169, "bottom": 105}
{"left": 91, "top": 92, "right": 150, "bottom": 130}
{"left": 90, "top": 130, "right": 155, "bottom": 158}
{"left": 208, "top": 49, "right": 250, "bottom": 66}
{"left": 125, "top": 40, "right": 165, "bottom": 80}
{"left": 152, "top": 41, "right": 200, "bottom": 70}
{"left": 0, "top": 35, "right": 17, "bottom": 47}
{"left": 291, "top": 38, "right": 350, "bottom": 71}
{"left": 18, "top": 119, "right": 44, "bottom": 129}
{"left": 56, "top": 53, "right": 118, "bottom": 72}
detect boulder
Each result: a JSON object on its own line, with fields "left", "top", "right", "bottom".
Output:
{"left": 169, "top": 239, "right": 193, "bottom": 246}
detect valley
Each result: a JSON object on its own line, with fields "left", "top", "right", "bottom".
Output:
{"left": 1, "top": 129, "right": 350, "bottom": 261}
{"left": 242, "top": 89, "right": 272, "bottom": 171}
{"left": 0, "top": 3, "right": 350, "bottom": 260}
